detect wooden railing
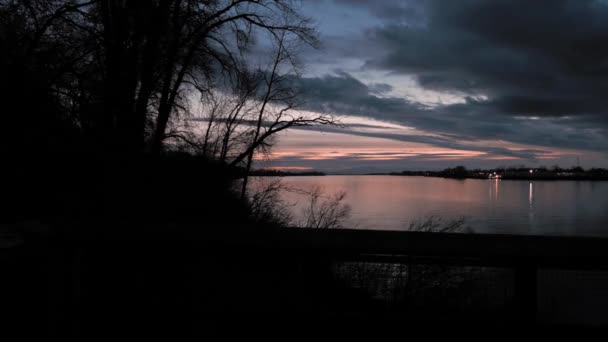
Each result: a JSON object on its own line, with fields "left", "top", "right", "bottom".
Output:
{"left": 10, "top": 226, "right": 608, "bottom": 334}
{"left": 199, "top": 227, "right": 608, "bottom": 324}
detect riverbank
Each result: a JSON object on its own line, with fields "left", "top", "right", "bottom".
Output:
{"left": 382, "top": 166, "right": 608, "bottom": 181}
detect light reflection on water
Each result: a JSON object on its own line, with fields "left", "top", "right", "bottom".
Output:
{"left": 258, "top": 175, "right": 608, "bottom": 237}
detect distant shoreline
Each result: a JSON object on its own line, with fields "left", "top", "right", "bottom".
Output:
{"left": 252, "top": 173, "right": 608, "bottom": 180}
{"left": 381, "top": 173, "right": 608, "bottom": 181}
{"left": 381, "top": 167, "right": 608, "bottom": 181}
{"left": 252, "top": 167, "right": 608, "bottom": 181}
{"left": 248, "top": 170, "right": 326, "bottom": 177}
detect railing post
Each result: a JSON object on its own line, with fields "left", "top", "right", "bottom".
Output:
{"left": 514, "top": 262, "right": 537, "bottom": 325}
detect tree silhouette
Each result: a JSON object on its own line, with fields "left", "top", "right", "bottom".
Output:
{"left": 1, "top": 0, "right": 320, "bottom": 156}
{"left": 0, "top": 0, "right": 330, "bottom": 223}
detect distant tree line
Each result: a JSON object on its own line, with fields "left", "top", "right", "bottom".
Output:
{"left": 391, "top": 165, "right": 608, "bottom": 180}
{"left": 248, "top": 169, "right": 325, "bottom": 177}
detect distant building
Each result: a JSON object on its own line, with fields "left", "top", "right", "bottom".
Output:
{"left": 488, "top": 172, "right": 501, "bottom": 179}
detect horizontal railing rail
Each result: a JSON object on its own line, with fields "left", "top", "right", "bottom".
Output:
{"left": 191, "top": 228, "right": 608, "bottom": 269}
{"left": 26, "top": 226, "right": 608, "bottom": 326}
{"left": 194, "top": 227, "right": 608, "bottom": 324}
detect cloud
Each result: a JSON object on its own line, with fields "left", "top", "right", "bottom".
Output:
{"left": 292, "top": 72, "right": 608, "bottom": 155}
{"left": 362, "top": 0, "right": 608, "bottom": 118}
{"left": 334, "top": 0, "right": 428, "bottom": 25}
{"left": 291, "top": 123, "right": 550, "bottom": 162}
{"left": 368, "top": 82, "right": 393, "bottom": 95}
{"left": 261, "top": 1, "right": 608, "bottom": 169}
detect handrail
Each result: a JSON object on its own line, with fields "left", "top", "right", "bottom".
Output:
{"left": 196, "top": 227, "right": 608, "bottom": 324}
{"left": 45, "top": 226, "right": 608, "bottom": 325}
{"left": 194, "top": 228, "right": 608, "bottom": 270}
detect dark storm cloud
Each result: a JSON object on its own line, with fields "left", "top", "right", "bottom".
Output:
{"left": 294, "top": 71, "right": 416, "bottom": 116}
{"left": 293, "top": 0, "right": 608, "bottom": 160}
{"left": 334, "top": 0, "right": 428, "bottom": 24}
{"left": 294, "top": 72, "right": 608, "bottom": 154}
{"left": 368, "top": 82, "right": 393, "bottom": 94}
{"left": 362, "top": 0, "right": 608, "bottom": 118}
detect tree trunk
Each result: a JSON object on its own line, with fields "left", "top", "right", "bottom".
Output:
{"left": 134, "top": 0, "right": 172, "bottom": 150}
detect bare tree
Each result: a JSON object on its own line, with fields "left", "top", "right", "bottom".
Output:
{"left": 176, "top": 69, "right": 259, "bottom": 160}
{"left": 244, "top": 180, "right": 350, "bottom": 229}
{"left": 181, "top": 28, "right": 336, "bottom": 199}
{"left": 2, "top": 0, "right": 321, "bottom": 155}
{"left": 223, "top": 32, "right": 336, "bottom": 199}
{"left": 407, "top": 215, "right": 469, "bottom": 233}
{"left": 146, "top": 0, "right": 320, "bottom": 154}
{"left": 200, "top": 92, "right": 225, "bottom": 158}
{"left": 300, "top": 186, "right": 351, "bottom": 229}
{"left": 247, "top": 177, "right": 293, "bottom": 226}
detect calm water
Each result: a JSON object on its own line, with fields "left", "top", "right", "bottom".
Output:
{"left": 261, "top": 175, "right": 608, "bottom": 237}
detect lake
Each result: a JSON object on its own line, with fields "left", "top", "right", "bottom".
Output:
{"left": 256, "top": 175, "right": 608, "bottom": 237}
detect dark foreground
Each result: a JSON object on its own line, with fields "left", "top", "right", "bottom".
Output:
{"left": 4, "top": 225, "right": 608, "bottom": 339}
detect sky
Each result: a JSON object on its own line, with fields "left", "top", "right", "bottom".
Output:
{"left": 256, "top": 0, "right": 608, "bottom": 173}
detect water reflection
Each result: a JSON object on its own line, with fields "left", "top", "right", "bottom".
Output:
{"left": 488, "top": 178, "right": 500, "bottom": 201}
{"left": 528, "top": 182, "right": 535, "bottom": 232}
{"left": 262, "top": 175, "right": 608, "bottom": 237}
